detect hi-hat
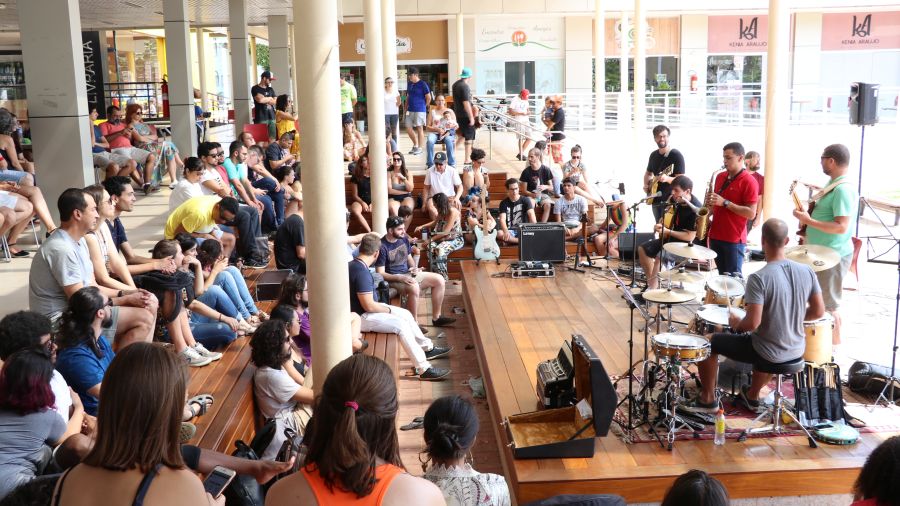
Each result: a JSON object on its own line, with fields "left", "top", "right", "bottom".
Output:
{"left": 663, "top": 242, "right": 718, "bottom": 260}
{"left": 642, "top": 287, "right": 696, "bottom": 304}
{"left": 785, "top": 244, "right": 841, "bottom": 272}
{"left": 659, "top": 268, "right": 705, "bottom": 284}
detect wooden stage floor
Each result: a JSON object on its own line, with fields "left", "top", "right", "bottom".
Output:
{"left": 460, "top": 260, "right": 895, "bottom": 504}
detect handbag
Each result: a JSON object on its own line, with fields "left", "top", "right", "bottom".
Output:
{"left": 223, "top": 440, "right": 266, "bottom": 506}
{"left": 848, "top": 361, "right": 900, "bottom": 400}
{"left": 274, "top": 427, "right": 304, "bottom": 481}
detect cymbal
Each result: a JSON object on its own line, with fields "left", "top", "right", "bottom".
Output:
{"left": 706, "top": 275, "right": 745, "bottom": 297}
{"left": 642, "top": 287, "right": 696, "bottom": 304}
{"left": 663, "top": 242, "right": 718, "bottom": 260}
{"left": 785, "top": 244, "right": 841, "bottom": 272}
{"left": 659, "top": 268, "right": 705, "bottom": 284}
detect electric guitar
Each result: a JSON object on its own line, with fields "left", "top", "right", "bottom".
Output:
{"left": 646, "top": 164, "right": 674, "bottom": 204}
{"left": 473, "top": 189, "right": 500, "bottom": 261}
{"left": 789, "top": 180, "right": 814, "bottom": 243}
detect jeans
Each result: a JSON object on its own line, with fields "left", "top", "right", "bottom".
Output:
{"left": 189, "top": 321, "right": 237, "bottom": 350}
{"left": 252, "top": 178, "right": 285, "bottom": 230}
{"left": 426, "top": 132, "right": 455, "bottom": 168}
{"left": 194, "top": 285, "right": 240, "bottom": 321}
{"left": 211, "top": 266, "right": 259, "bottom": 318}
{"left": 385, "top": 114, "right": 399, "bottom": 143}
{"left": 244, "top": 194, "right": 276, "bottom": 232}
{"left": 708, "top": 239, "right": 746, "bottom": 277}
{"left": 226, "top": 206, "right": 265, "bottom": 261}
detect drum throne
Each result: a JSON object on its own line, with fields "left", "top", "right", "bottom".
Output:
{"left": 737, "top": 357, "right": 818, "bottom": 448}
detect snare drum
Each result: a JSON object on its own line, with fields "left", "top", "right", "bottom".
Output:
{"left": 652, "top": 333, "right": 711, "bottom": 363}
{"left": 690, "top": 304, "right": 747, "bottom": 335}
{"left": 803, "top": 314, "right": 835, "bottom": 365}
{"left": 704, "top": 275, "right": 745, "bottom": 307}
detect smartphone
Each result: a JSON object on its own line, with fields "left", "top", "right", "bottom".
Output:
{"left": 203, "top": 466, "right": 237, "bottom": 499}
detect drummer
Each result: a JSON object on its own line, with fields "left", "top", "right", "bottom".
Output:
{"left": 637, "top": 175, "right": 700, "bottom": 289}
{"left": 683, "top": 219, "right": 824, "bottom": 414}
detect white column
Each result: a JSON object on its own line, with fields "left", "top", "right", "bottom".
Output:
{"left": 268, "top": 15, "right": 291, "bottom": 97}
{"left": 163, "top": 0, "right": 198, "bottom": 159}
{"left": 229, "top": 0, "right": 251, "bottom": 132}
{"left": 293, "top": 0, "right": 352, "bottom": 387}
{"left": 632, "top": 0, "right": 646, "bottom": 133}
{"left": 196, "top": 29, "right": 209, "bottom": 113}
{"left": 763, "top": 0, "right": 791, "bottom": 224}
{"left": 364, "top": 0, "right": 388, "bottom": 235}
{"left": 618, "top": 10, "right": 630, "bottom": 131}
{"left": 289, "top": 26, "right": 300, "bottom": 111}
{"left": 456, "top": 13, "right": 465, "bottom": 76}
{"left": 594, "top": 1, "right": 606, "bottom": 131}
{"left": 381, "top": 0, "right": 398, "bottom": 80}
{"left": 19, "top": 0, "right": 92, "bottom": 221}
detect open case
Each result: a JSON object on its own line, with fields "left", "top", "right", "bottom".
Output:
{"left": 503, "top": 335, "right": 617, "bottom": 459}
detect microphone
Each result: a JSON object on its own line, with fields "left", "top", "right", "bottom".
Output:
{"left": 646, "top": 191, "right": 662, "bottom": 200}
{"left": 618, "top": 183, "right": 626, "bottom": 195}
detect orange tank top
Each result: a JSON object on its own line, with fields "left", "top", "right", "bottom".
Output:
{"left": 302, "top": 463, "right": 405, "bottom": 505}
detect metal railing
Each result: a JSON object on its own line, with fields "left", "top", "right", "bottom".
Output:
{"left": 103, "top": 81, "right": 165, "bottom": 118}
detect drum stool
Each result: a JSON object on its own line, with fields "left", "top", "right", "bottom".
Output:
{"left": 737, "top": 357, "right": 818, "bottom": 448}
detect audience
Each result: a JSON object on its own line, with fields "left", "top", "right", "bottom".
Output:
{"left": 124, "top": 103, "right": 183, "bottom": 188}
{"left": 274, "top": 95, "right": 300, "bottom": 157}
{"left": 660, "top": 469, "right": 729, "bottom": 506}
{"left": 90, "top": 107, "right": 141, "bottom": 183}
{"left": 275, "top": 165, "right": 303, "bottom": 217}
{"left": 169, "top": 156, "right": 206, "bottom": 211}
{"left": 852, "top": 435, "right": 900, "bottom": 506}
{"left": 422, "top": 395, "right": 510, "bottom": 506}
{"left": 462, "top": 148, "right": 490, "bottom": 200}
{"left": 196, "top": 238, "right": 266, "bottom": 322}
{"left": 223, "top": 139, "right": 275, "bottom": 232}
{"left": 423, "top": 151, "right": 462, "bottom": 221}
{"left": 519, "top": 147, "right": 555, "bottom": 222}
{"left": 415, "top": 193, "right": 464, "bottom": 280}
{"left": 82, "top": 184, "right": 136, "bottom": 293}
{"left": 266, "top": 354, "right": 445, "bottom": 506}
{"left": 99, "top": 105, "right": 156, "bottom": 195}
{"left": 0, "top": 109, "right": 35, "bottom": 186}
{"left": 388, "top": 151, "right": 416, "bottom": 227}
{"left": 348, "top": 153, "right": 373, "bottom": 232}
{"left": 51, "top": 342, "right": 223, "bottom": 506}
{"left": 0, "top": 180, "right": 34, "bottom": 257}
{"left": 273, "top": 207, "right": 306, "bottom": 273}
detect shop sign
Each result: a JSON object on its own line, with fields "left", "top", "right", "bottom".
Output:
{"left": 355, "top": 36, "right": 412, "bottom": 55}
{"left": 614, "top": 20, "right": 656, "bottom": 50}
{"left": 475, "top": 17, "right": 564, "bottom": 58}
{"left": 708, "top": 15, "right": 768, "bottom": 53}
{"left": 822, "top": 12, "right": 900, "bottom": 50}
{"left": 81, "top": 31, "right": 106, "bottom": 117}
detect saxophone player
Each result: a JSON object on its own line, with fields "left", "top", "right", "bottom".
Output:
{"left": 706, "top": 142, "right": 759, "bottom": 277}
{"left": 637, "top": 175, "right": 701, "bottom": 289}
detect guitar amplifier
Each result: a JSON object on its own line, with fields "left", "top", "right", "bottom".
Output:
{"left": 254, "top": 269, "right": 294, "bottom": 301}
{"left": 519, "top": 223, "right": 566, "bottom": 263}
{"left": 511, "top": 261, "right": 555, "bottom": 278}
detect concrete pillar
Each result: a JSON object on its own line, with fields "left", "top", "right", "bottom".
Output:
{"left": 456, "top": 13, "right": 465, "bottom": 77}
{"left": 293, "top": 0, "right": 352, "bottom": 388}
{"left": 364, "top": 0, "right": 388, "bottom": 235}
{"left": 163, "top": 0, "right": 198, "bottom": 160}
{"left": 19, "top": 0, "right": 93, "bottom": 221}
{"left": 289, "top": 26, "right": 300, "bottom": 110}
{"left": 381, "top": 0, "right": 398, "bottom": 81}
{"left": 763, "top": 0, "right": 791, "bottom": 224}
{"left": 229, "top": 0, "right": 251, "bottom": 131}
{"left": 594, "top": 1, "right": 606, "bottom": 131}
{"left": 618, "top": 10, "right": 629, "bottom": 131}
{"left": 196, "top": 29, "right": 209, "bottom": 113}
{"left": 268, "top": 15, "right": 291, "bottom": 98}
{"left": 632, "top": 0, "right": 646, "bottom": 133}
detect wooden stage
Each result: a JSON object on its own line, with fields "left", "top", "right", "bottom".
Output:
{"left": 460, "top": 260, "right": 893, "bottom": 503}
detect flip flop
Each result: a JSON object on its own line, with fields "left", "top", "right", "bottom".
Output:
{"left": 400, "top": 416, "right": 424, "bottom": 431}
{"left": 186, "top": 394, "right": 214, "bottom": 418}
{"left": 180, "top": 422, "right": 197, "bottom": 443}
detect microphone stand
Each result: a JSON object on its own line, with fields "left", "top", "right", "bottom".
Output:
{"left": 627, "top": 193, "right": 660, "bottom": 288}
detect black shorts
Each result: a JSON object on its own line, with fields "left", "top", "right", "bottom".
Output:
{"left": 341, "top": 112, "right": 354, "bottom": 125}
{"left": 710, "top": 333, "right": 799, "bottom": 367}
{"left": 640, "top": 238, "right": 663, "bottom": 257}
{"left": 458, "top": 122, "right": 476, "bottom": 141}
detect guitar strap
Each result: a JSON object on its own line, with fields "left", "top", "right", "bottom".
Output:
{"left": 716, "top": 169, "right": 744, "bottom": 195}
{"left": 809, "top": 178, "right": 849, "bottom": 203}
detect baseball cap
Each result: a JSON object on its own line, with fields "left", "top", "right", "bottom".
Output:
{"left": 386, "top": 216, "right": 405, "bottom": 229}
{"left": 459, "top": 67, "right": 472, "bottom": 78}
{"left": 433, "top": 152, "right": 447, "bottom": 164}
{"left": 261, "top": 70, "right": 276, "bottom": 81}
{"left": 520, "top": 89, "right": 530, "bottom": 99}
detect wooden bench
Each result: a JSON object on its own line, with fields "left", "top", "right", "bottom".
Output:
{"left": 362, "top": 332, "right": 401, "bottom": 377}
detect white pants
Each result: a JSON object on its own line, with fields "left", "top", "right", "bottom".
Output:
{"left": 360, "top": 305, "right": 433, "bottom": 372}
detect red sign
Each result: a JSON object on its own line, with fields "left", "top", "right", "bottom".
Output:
{"left": 822, "top": 12, "right": 900, "bottom": 51}
{"left": 708, "top": 15, "right": 769, "bottom": 53}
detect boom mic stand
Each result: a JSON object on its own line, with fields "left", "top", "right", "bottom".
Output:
{"left": 627, "top": 192, "right": 660, "bottom": 288}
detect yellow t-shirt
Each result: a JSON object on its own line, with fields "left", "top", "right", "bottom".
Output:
{"left": 165, "top": 195, "right": 220, "bottom": 239}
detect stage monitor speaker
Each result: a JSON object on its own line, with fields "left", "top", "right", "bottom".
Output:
{"left": 519, "top": 223, "right": 567, "bottom": 263}
{"left": 849, "top": 82, "right": 879, "bottom": 126}
{"left": 617, "top": 232, "right": 655, "bottom": 261}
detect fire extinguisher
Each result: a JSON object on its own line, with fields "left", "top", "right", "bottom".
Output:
{"left": 689, "top": 72, "right": 698, "bottom": 93}
{"left": 161, "top": 75, "right": 170, "bottom": 118}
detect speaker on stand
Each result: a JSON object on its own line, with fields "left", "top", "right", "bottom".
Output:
{"left": 849, "top": 82, "right": 879, "bottom": 232}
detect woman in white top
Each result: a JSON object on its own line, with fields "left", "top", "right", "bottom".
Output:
{"left": 507, "top": 89, "right": 533, "bottom": 161}
{"left": 425, "top": 95, "right": 457, "bottom": 168}
{"left": 422, "top": 395, "right": 510, "bottom": 506}
{"left": 384, "top": 77, "right": 401, "bottom": 153}
{"left": 83, "top": 185, "right": 136, "bottom": 293}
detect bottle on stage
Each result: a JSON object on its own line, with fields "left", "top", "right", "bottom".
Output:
{"left": 714, "top": 408, "right": 726, "bottom": 446}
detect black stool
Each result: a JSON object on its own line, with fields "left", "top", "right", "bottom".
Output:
{"left": 738, "top": 357, "right": 818, "bottom": 448}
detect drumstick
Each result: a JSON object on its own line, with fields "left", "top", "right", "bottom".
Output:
{"left": 724, "top": 284, "right": 731, "bottom": 310}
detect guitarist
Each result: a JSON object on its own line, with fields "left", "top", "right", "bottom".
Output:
{"left": 637, "top": 175, "right": 700, "bottom": 289}
{"left": 644, "top": 124, "right": 686, "bottom": 221}
{"left": 792, "top": 144, "right": 857, "bottom": 347}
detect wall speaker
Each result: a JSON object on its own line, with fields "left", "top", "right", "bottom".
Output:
{"left": 849, "top": 82, "right": 879, "bottom": 126}
{"left": 519, "top": 223, "right": 567, "bottom": 263}
{"left": 617, "top": 232, "right": 655, "bottom": 261}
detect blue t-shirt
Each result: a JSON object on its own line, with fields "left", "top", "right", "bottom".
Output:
{"left": 348, "top": 258, "right": 375, "bottom": 315}
{"left": 55, "top": 336, "right": 115, "bottom": 416}
{"left": 107, "top": 217, "right": 127, "bottom": 251}
{"left": 375, "top": 236, "right": 411, "bottom": 275}
{"left": 406, "top": 80, "right": 431, "bottom": 113}
{"left": 92, "top": 125, "right": 106, "bottom": 153}
{"left": 222, "top": 158, "right": 247, "bottom": 199}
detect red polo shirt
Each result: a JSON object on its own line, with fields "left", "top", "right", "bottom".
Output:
{"left": 709, "top": 169, "right": 758, "bottom": 244}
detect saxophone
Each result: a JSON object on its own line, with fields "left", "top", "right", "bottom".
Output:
{"left": 695, "top": 168, "right": 722, "bottom": 241}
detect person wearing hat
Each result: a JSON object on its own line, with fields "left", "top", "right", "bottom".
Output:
{"left": 339, "top": 73, "right": 358, "bottom": 137}
{"left": 252, "top": 71, "right": 278, "bottom": 142}
{"left": 451, "top": 67, "right": 477, "bottom": 166}
{"left": 508, "top": 89, "right": 533, "bottom": 160}
{"left": 422, "top": 151, "right": 462, "bottom": 221}
{"left": 405, "top": 67, "right": 431, "bottom": 156}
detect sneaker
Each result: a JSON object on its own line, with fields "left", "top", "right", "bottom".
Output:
{"left": 408, "top": 147, "right": 418, "bottom": 155}
{"left": 418, "top": 366, "right": 451, "bottom": 381}
{"left": 739, "top": 384, "right": 763, "bottom": 413}
{"left": 424, "top": 345, "right": 453, "bottom": 360}
{"left": 181, "top": 347, "right": 212, "bottom": 367}
{"left": 168, "top": 182, "right": 177, "bottom": 190}
{"left": 432, "top": 316, "right": 456, "bottom": 327}
{"left": 680, "top": 395, "right": 719, "bottom": 414}
{"left": 192, "top": 343, "right": 223, "bottom": 362}
{"left": 244, "top": 258, "right": 268, "bottom": 270}
{"left": 418, "top": 325, "right": 430, "bottom": 335}
{"left": 413, "top": 147, "right": 423, "bottom": 155}
{"left": 142, "top": 183, "right": 151, "bottom": 195}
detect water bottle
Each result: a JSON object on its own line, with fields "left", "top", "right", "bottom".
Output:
{"left": 714, "top": 408, "right": 726, "bottom": 446}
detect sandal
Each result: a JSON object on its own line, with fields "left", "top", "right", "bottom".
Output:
{"left": 257, "top": 311, "right": 270, "bottom": 321}
{"left": 180, "top": 422, "right": 197, "bottom": 443}
{"left": 5, "top": 243, "right": 29, "bottom": 257}
{"left": 185, "top": 394, "right": 214, "bottom": 419}
{"left": 400, "top": 417, "right": 424, "bottom": 431}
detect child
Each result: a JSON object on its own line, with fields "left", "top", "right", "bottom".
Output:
{"left": 436, "top": 110, "right": 458, "bottom": 143}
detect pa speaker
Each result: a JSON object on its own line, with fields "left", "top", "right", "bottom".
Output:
{"left": 617, "top": 232, "right": 655, "bottom": 261}
{"left": 849, "top": 82, "right": 879, "bottom": 126}
{"left": 519, "top": 223, "right": 566, "bottom": 263}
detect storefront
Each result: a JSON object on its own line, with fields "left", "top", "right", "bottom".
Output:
{"left": 600, "top": 17, "right": 680, "bottom": 92}
{"left": 474, "top": 17, "right": 565, "bottom": 95}
{"left": 819, "top": 11, "right": 900, "bottom": 95}
{"left": 706, "top": 14, "right": 769, "bottom": 114}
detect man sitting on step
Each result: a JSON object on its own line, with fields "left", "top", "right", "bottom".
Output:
{"left": 375, "top": 216, "right": 456, "bottom": 330}
{"left": 349, "top": 233, "right": 452, "bottom": 381}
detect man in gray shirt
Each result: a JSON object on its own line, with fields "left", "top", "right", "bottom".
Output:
{"left": 28, "top": 188, "right": 156, "bottom": 350}
{"left": 683, "top": 218, "right": 825, "bottom": 414}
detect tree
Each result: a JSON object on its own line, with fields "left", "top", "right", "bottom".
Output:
{"left": 256, "top": 43, "right": 269, "bottom": 71}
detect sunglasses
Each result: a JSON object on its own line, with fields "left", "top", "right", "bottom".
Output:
{"left": 571, "top": 155, "right": 581, "bottom": 159}
{"left": 392, "top": 158, "right": 403, "bottom": 162}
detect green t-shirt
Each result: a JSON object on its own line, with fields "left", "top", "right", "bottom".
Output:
{"left": 223, "top": 158, "right": 247, "bottom": 199}
{"left": 340, "top": 81, "right": 357, "bottom": 114}
{"left": 806, "top": 175, "right": 857, "bottom": 257}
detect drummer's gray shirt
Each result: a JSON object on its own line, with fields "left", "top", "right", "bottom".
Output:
{"left": 743, "top": 259, "right": 820, "bottom": 363}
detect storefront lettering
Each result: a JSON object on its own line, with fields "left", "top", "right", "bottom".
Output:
{"left": 81, "top": 31, "right": 106, "bottom": 115}
{"left": 852, "top": 14, "right": 872, "bottom": 37}
{"left": 739, "top": 17, "right": 759, "bottom": 40}
{"left": 355, "top": 37, "right": 412, "bottom": 55}
{"left": 728, "top": 41, "right": 767, "bottom": 48}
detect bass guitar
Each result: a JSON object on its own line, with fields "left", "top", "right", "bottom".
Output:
{"left": 789, "top": 180, "right": 814, "bottom": 243}
{"left": 646, "top": 164, "right": 674, "bottom": 204}
{"left": 473, "top": 189, "right": 500, "bottom": 262}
